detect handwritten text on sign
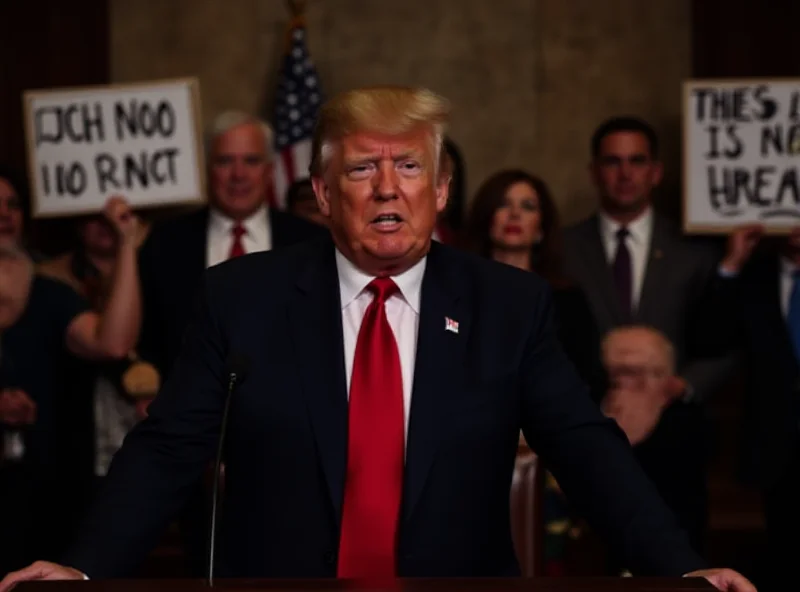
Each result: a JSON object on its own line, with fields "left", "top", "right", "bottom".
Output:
{"left": 684, "top": 80, "right": 800, "bottom": 231}
{"left": 25, "top": 79, "right": 203, "bottom": 217}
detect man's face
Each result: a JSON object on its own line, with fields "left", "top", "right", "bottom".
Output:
{"left": 209, "top": 123, "right": 272, "bottom": 220}
{"left": 591, "top": 131, "right": 662, "bottom": 215}
{"left": 312, "top": 128, "right": 449, "bottom": 275}
{"left": 602, "top": 327, "right": 673, "bottom": 391}
{"left": 0, "top": 179, "right": 24, "bottom": 249}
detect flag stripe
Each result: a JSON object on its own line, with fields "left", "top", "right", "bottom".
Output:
{"left": 270, "top": 24, "right": 322, "bottom": 209}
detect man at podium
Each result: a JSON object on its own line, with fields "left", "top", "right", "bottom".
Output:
{"left": 1, "top": 87, "right": 754, "bottom": 592}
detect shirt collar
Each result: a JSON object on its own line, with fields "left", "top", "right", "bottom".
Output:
{"left": 598, "top": 206, "right": 653, "bottom": 245}
{"left": 335, "top": 248, "right": 426, "bottom": 314}
{"left": 208, "top": 204, "right": 269, "bottom": 237}
{"left": 781, "top": 256, "right": 799, "bottom": 277}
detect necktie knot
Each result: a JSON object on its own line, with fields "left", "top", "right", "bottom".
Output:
{"left": 231, "top": 223, "right": 246, "bottom": 238}
{"left": 616, "top": 227, "right": 629, "bottom": 242}
{"left": 367, "top": 277, "right": 399, "bottom": 304}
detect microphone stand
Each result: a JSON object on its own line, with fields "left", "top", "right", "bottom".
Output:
{"left": 206, "top": 369, "right": 240, "bottom": 587}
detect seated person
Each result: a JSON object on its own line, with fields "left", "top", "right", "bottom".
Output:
{"left": 601, "top": 325, "right": 680, "bottom": 446}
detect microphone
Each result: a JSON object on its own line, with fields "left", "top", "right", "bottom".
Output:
{"left": 207, "top": 352, "right": 250, "bottom": 587}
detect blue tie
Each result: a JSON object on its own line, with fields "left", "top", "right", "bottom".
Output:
{"left": 787, "top": 270, "right": 800, "bottom": 361}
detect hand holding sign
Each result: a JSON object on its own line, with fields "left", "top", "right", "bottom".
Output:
{"left": 720, "top": 224, "right": 764, "bottom": 273}
{"left": 103, "top": 195, "right": 140, "bottom": 247}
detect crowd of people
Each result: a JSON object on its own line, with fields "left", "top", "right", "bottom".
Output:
{"left": 0, "top": 85, "right": 794, "bottom": 592}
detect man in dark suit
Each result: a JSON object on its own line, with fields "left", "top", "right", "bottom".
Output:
{"left": 136, "top": 111, "right": 327, "bottom": 574}
{"left": 0, "top": 87, "right": 753, "bottom": 592}
{"left": 138, "top": 111, "right": 327, "bottom": 380}
{"left": 562, "top": 116, "right": 737, "bottom": 556}
{"left": 712, "top": 225, "right": 800, "bottom": 592}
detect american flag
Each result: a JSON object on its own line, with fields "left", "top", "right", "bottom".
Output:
{"left": 271, "top": 21, "right": 323, "bottom": 209}
{"left": 444, "top": 317, "right": 459, "bottom": 334}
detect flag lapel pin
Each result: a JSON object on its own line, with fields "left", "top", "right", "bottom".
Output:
{"left": 445, "top": 317, "right": 459, "bottom": 334}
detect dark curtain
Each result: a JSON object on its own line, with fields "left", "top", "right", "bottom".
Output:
{"left": 692, "top": 0, "right": 800, "bottom": 77}
{"left": 0, "top": 0, "right": 109, "bottom": 254}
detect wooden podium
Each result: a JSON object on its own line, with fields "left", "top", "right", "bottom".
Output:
{"left": 14, "top": 578, "right": 715, "bottom": 591}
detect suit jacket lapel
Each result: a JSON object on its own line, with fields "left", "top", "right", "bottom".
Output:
{"left": 269, "top": 207, "right": 287, "bottom": 248}
{"left": 191, "top": 207, "right": 211, "bottom": 276}
{"left": 288, "top": 239, "right": 349, "bottom": 527}
{"left": 403, "top": 243, "right": 469, "bottom": 523}
{"left": 580, "top": 217, "right": 625, "bottom": 327}
{"left": 635, "top": 216, "right": 669, "bottom": 324}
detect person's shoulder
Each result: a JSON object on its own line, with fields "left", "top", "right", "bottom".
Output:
{"left": 563, "top": 213, "right": 596, "bottom": 239}
{"left": 144, "top": 207, "right": 207, "bottom": 244}
{"left": 37, "top": 253, "right": 79, "bottom": 291}
{"left": 654, "top": 213, "right": 724, "bottom": 264}
{"left": 27, "top": 273, "right": 88, "bottom": 320}
{"left": 205, "top": 234, "right": 327, "bottom": 290}
{"left": 551, "top": 282, "right": 588, "bottom": 305}
{"left": 270, "top": 207, "right": 329, "bottom": 241}
{"left": 31, "top": 272, "right": 79, "bottom": 296}
{"left": 436, "top": 243, "right": 549, "bottom": 301}
{"left": 562, "top": 214, "right": 597, "bottom": 260}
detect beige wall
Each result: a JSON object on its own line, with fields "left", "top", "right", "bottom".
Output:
{"left": 111, "top": 0, "right": 690, "bottom": 225}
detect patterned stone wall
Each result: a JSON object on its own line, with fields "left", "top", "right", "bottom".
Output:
{"left": 111, "top": 0, "right": 690, "bottom": 223}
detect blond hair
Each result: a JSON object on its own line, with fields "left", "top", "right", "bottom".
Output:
{"left": 206, "top": 111, "right": 275, "bottom": 163}
{"left": 309, "top": 86, "right": 451, "bottom": 177}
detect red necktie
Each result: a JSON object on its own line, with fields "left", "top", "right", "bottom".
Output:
{"left": 338, "top": 278, "right": 404, "bottom": 579}
{"left": 228, "top": 223, "right": 246, "bottom": 259}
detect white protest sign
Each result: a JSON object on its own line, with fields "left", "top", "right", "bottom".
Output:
{"left": 683, "top": 78, "right": 800, "bottom": 234}
{"left": 23, "top": 78, "right": 205, "bottom": 218}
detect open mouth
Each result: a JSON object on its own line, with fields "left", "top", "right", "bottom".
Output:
{"left": 371, "top": 213, "right": 404, "bottom": 230}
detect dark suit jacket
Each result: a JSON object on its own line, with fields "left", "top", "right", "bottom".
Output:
{"left": 563, "top": 213, "right": 736, "bottom": 403}
{"left": 551, "top": 284, "right": 606, "bottom": 402}
{"left": 63, "top": 237, "right": 705, "bottom": 579}
{"left": 137, "top": 206, "right": 327, "bottom": 377}
{"left": 719, "top": 252, "right": 800, "bottom": 488}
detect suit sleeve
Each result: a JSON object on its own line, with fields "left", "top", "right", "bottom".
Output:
{"left": 135, "top": 231, "right": 167, "bottom": 375}
{"left": 679, "top": 247, "right": 741, "bottom": 403}
{"left": 519, "top": 283, "right": 707, "bottom": 576}
{"left": 61, "top": 271, "right": 227, "bottom": 578}
{"left": 552, "top": 286, "right": 607, "bottom": 404}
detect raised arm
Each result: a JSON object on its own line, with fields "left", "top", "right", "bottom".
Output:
{"left": 65, "top": 197, "right": 142, "bottom": 360}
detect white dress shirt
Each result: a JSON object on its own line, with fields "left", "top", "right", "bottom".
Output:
{"left": 93, "top": 376, "right": 139, "bottom": 476}
{"left": 206, "top": 205, "right": 272, "bottom": 268}
{"left": 336, "top": 249, "right": 426, "bottom": 443}
{"left": 598, "top": 207, "right": 654, "bottom": 311}
{"left": 780, "top": 257, "right": 799, "bottom": 318}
